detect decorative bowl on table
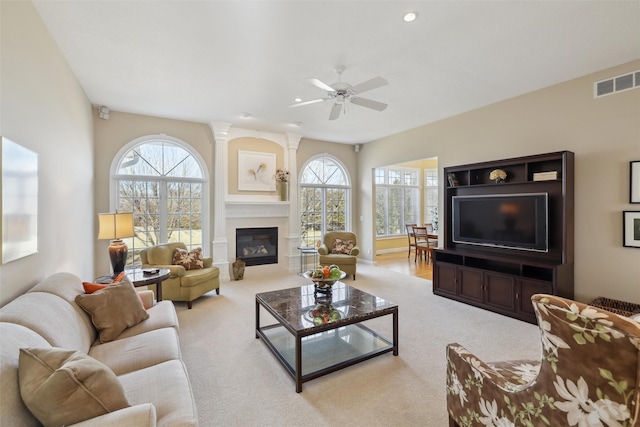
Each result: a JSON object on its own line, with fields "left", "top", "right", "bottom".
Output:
{"left": 303, "top": 265, "right": 346, "bottom": 294}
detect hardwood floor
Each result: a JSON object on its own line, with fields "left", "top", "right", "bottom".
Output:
{"left": 375, "top": 249, "right": 433, "bottom": 281}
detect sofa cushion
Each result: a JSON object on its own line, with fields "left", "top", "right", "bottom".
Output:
{"left": 75, "top": 281, "right": 149, "bottom": 343}
{"left": 0, "top": 292, "right": 96, "bottom": 352}
{"left": 331, "top": 238, "right": 355, "bottom": 254}
{"left": 173, "top": 247, "right": 204, "bottom": 270}
{"left": 116, "top": 300, "right": 180, "bottom": 339}
{"left": 118, "top": 359, "right": 198, "bottom": 426}
{"left": 18, "top": 347, "right": 130, "bottom": 427}
{"left": 27, "top": 272, "right": 86, "bottom": 302}
{"left": 89, "top": 327, "right": 181, "bottom": 376}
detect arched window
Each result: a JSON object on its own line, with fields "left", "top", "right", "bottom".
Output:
{"left": 299, "top": 155, "right": 350, "bottom": 246}
{"left": 112, "top": 136, "right": 208, "bottom": 264}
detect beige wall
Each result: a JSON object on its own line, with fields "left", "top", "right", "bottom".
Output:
{"left": 358, "top": 60, "right": 640, "bottom": 303}
{"left": 0, "top": 1, "right": 95, "bottom": 306}
{"left": 93, "top": 111, "right": 214, "bottom": 276}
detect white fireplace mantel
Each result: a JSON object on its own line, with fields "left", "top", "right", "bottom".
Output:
{"left": 225, "top": 201, "right": 290, "bottom": 219}
{"left": 209, "top": 123, "right": 301, "bottom": 279}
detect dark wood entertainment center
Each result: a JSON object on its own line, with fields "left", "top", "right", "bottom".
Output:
{"left": 433, "top": 151, "right": 574, "bottom": 323}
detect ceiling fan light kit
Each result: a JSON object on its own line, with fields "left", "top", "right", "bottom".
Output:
{"left": 290, "top": 65, "right": 388, "bottom": 120}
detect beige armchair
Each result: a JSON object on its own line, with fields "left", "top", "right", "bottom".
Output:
{"left": 447, "top": 294, "right": 640, "bottom": 427}
{"left": 317, "top": 231, "right": 359, "bottom": 279}
{"left": 140, "top": 242, "right": 220, "bottom": 309}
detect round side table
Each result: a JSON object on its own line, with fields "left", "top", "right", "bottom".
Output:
{"left": 125, "top": 268, "right": 170, "bottom": 301}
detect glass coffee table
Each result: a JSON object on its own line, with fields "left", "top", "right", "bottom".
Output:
{"left": 255, "top": 282, "right": 398, "bottom": 392}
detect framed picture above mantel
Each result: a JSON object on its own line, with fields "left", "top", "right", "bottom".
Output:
{"left": 237, "top": 150, "right": 276, "bottom": 192}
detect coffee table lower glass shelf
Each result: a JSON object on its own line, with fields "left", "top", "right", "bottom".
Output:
{"left": 255, "top": 283, "right": 398, "bottom": 392}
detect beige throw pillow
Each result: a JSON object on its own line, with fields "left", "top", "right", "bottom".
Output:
{"left": 173, "top": 247, "right": 204, "bottom": 270}
{"left": 19, "top": 347, "right": 130, "bottom": 427}
{"left": 331, "top": 238, "right": 355, "bottom": 255}
{"left": 75, "top": 280, "right": 149, "bottom": 343}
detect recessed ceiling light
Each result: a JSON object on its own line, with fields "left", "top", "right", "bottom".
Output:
{"left": 403, "top": 12, "right": 418, "bottom": 23}
{"left": 294, "top": 97, "right": 303, "bottom": 103}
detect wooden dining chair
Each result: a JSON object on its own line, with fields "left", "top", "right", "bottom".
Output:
{"left": 413, "top": 226, "right": 437, "bottom": 263}
{"left": 423, "top": 223, "right": 439, "bottom": 247}
{"left": 405, "top": 223, "right": 417, "bottom": 258}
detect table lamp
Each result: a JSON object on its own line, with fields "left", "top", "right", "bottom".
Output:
{"left": 98, "top": 212, "right": 134, "bottom": 275}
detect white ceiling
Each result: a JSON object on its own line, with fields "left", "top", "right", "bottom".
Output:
{"left": 33, "top": 1, "right": 640, "bottom": 144}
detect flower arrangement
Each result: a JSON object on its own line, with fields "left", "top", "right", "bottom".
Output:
{"left": 275, "top": 169, "right": 290, "bottom": 183}
{"left": 249, "top": 163, "right": 267, "bottom": 181}
{"left": 489, "top": 169, "right": 507, "bottom": 183}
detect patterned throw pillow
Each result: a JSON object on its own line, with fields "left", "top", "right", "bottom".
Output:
{"left": 173, "top": 247, "right": 204, "bottom": 270}
{"left": 331, "top": 238, "right": 355, "bottom": 255}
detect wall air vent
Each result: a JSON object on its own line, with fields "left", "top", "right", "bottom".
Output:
{"left": 594, "top": 70, "right": 640, "bottom": 98}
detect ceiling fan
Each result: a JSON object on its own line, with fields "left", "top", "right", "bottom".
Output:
{"left": 290, "top": 65, "right": 388, "bottom": 120}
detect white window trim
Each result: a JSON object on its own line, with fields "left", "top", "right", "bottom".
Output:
{"left": 299, "top": 154, "right": 352, "bottom": 235}
{"left": 109, "top": 134, "right": 210, "bottom": 255}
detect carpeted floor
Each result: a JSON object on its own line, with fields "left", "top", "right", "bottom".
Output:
{"left": 176, "top": 263, "right": 540, "bottom": 426}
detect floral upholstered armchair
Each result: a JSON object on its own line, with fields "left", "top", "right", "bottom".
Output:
{"left": 446, "top": 294, "right": 640, "bottom": 427}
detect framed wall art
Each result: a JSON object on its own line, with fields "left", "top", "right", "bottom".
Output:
{"left": 623, "top": 211, "right": 640, "bottom": 248}
{"left": 2, "top": 137, "right": 39, "bottom": 263}
{"left": 238, "top": 150, "right": 276, "bottom": 192}
{"left": 630, "top": 161, "right": 640, "bottom": 203}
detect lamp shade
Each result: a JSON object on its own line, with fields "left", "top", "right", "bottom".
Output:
{"left": 98, "top": 212, "right": 134, "bottom": 240}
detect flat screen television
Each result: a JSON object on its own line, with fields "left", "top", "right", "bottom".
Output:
{"left": 452, "top": 193, "right": 549, "bottom": 252}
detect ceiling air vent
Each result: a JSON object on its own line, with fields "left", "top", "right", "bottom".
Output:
{"left": 594, "top": 70, "right": 640, "bottom": 98}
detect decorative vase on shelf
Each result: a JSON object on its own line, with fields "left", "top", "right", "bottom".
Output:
{"left": 279, "top": 182, "right": 288, "bottom": 201}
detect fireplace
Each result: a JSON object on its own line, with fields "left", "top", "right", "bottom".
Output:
{"left": 236, "top": 227, "right": 278, "bottom": 266}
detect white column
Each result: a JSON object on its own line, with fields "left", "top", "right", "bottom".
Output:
{"left": 285, "top": 133, "right": 302, "bottom": 271}
{"left": 209, "top": 121, "right": 231, "bottom": 280}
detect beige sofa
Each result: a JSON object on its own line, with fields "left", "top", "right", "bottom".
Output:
{"left": 317, "top": 231, "right": 360, "bottom": 279}
{"left": 0, "top": 272, "right": 198, "bottom": 426}
{"left": 141, "top": 242, "right": 220, "bottom": 309}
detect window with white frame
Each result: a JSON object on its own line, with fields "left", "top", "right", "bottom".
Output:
{"left": 300, "top": 155, "right": 350, "bottom": 247}
{"left": 375, "top": 167, "right": 420, "bottom": 237}
{"left": 424, "top": 168, "right": 439, "bottom": 231}
{"left": 113, "top": 137, "right": 207, "bottom": 265}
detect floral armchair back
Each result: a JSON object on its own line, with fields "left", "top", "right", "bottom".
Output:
{"left": 446, "top": 294, "right": 640, "bottom": 427}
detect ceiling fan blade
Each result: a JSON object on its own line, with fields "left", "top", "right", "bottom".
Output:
{"left": 350, "top": 96, "right": 387, "bottom": 111}
{"left": 288, "top": 98, "right": 330, "bottom": 108}
{"left": 307, "top": 78, "right": 335, "bottom": 93}
{"left": 351, "top": 76, "right": 387, "bottom": 94}
{"left": 329, "top": 103, "right": 342, "bottom": 120}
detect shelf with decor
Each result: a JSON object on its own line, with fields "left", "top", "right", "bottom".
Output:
{"left": 445, "top": 152, "right": 566, "bottom": 188}
{"left": 435, "top": 151, "right": 574, "bottom": 324}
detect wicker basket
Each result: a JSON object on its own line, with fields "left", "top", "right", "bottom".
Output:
{"left": 588, "top": 297, "right": 640, "bottom": 317}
